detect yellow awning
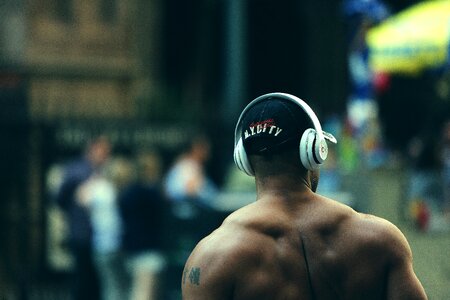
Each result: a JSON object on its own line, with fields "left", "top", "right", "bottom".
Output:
{"left": 367, "top": 0, "right": 450, "bottom": 74}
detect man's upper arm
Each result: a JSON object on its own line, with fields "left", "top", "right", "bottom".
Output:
{"left": 181, "top": 236, "right": 237, "bottom": 300}
{"left": 383, "top": 222, "right": 427, "bottom": 300}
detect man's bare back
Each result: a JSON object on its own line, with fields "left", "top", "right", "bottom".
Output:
{"left": 182, "top": 93, "right": 426, "bottom": 299}
{"left": 182, "top": 192, "right": 427, "bottom": 299}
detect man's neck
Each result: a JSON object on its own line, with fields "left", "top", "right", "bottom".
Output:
{"left": 255, "top": 174, "right": 313, "bottom": 199}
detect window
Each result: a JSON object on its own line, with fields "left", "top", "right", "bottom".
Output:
{"left": 54, "top": 0, "right": 73, "bottom": 23}
{"left": 99, "top": 0, "right": 117, "bottom": 24}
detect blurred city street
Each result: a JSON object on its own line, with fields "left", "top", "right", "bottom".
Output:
{"left": 0, "top": 0, "right": 449, "bottom": 299}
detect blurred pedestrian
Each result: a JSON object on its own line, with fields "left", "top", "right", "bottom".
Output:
{"left": 78, "top": 157, "right": 127, "bottom": 300}
{"left": 163, "top": 136, "right": 219, "bottom": 296}
{"left": 407, "top": 116, "right": 450, "bottom": 231}
{"left": 164, "top": 135, "right": 218, "bottom": 218}
{"left": 56, "top": 136, "right": 111, "bottom": 300}
{"left": 118, "top": 151, "right": 167, "bottom": 300}
{"left": 440, "top": 120, "right": 450, "bottom": 219}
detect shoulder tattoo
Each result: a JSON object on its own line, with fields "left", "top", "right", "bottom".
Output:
{"left": 183, "top": 267, "right": 201, "bottom": 286}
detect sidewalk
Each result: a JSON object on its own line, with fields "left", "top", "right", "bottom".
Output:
{"left": 369, "top": 169, "right": 450, "bottom": 299}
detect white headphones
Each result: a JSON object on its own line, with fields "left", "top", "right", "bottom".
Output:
{"left": 234, "top": 92, "right": 336, "bottom": 176}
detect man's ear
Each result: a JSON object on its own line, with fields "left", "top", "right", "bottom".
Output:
{"left": 309, "top": 169, "right": 320, "bottom": 193}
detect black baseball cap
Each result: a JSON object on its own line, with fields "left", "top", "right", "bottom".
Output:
{"left": 235, "top": 93, "right": 337, "bottom": 154}
{"left": 239, "top": 97, "right": 312, "bottom": 154}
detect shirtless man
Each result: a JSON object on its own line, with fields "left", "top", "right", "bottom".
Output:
{"left": 182, "top": 93, "right": 427, "bottom": 299}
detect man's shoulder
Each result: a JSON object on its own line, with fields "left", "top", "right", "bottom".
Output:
{"left": 352, "top": 212, "right": 403, "bottom": 237}
{"left": 320, "top": 195, "right": 402, "bottom": 240}
{"left": 187, "top": 208, "right": 277, "bottom": 262}
{"left": 183, "top": 219, "right": 269, "bottom": 288}
{"left": 345, "top": 212, "right": 411, "bottom": 257}
{"left": 189, "top": 215, "right": 270, "bottom": 263}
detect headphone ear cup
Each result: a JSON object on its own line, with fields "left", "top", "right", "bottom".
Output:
{"left": 234, "top": 138, "right": 254, "bottom": 176}
{"left": 315, "top": 137, "right": 328, "bottom": 165}
{"left": 233, "top": 139, "right": 244, "bottom": 171}
{"left": 300, "top": 129, "right": 318, "bottom": 171}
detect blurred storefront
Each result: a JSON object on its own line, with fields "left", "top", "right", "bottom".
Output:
{"left": 0, "top": 0, "right": 178, "bottom": 295}
{"left": 0, "top": 0, "right": 360, "bottom": 297}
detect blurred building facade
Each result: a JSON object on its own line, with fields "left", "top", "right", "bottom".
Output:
{"left": 0, "top": 0, "right": 173, "bottom": 291}
{"left": 0, "top": 0, "right": 352, "bottom": 294}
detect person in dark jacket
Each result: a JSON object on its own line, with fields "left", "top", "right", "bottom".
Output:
{"left": 56, "top": 136, "right": 111, "bottom": 300}
{"left": 118, "top": 151, "right": 167, "bottom": 300}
